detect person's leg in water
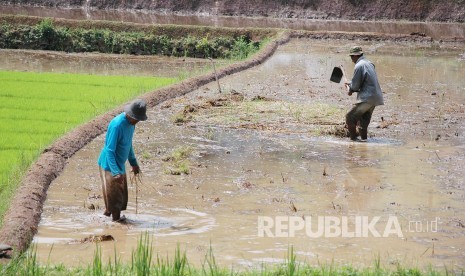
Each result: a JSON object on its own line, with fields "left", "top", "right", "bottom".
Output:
{"left": 99, "top": 168, "right": 111, "bottom": 217}
{"left": 103, "top": 171, "right": 128, "bottom": 222}
{"left": 359, "top": 106, "right": 375, "bottom": 141}
{"left": 346, "top": 102, "right": 375, "bottom": 141}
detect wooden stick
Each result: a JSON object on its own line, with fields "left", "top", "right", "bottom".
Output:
{"left": 208, "top": 57, "right": 222, "bottom": 93}
{"left": 340, "top": 65, "right": 349, "bottom": 83}
{"left": 340, "top": 65, "right": 350, "bottom": 92}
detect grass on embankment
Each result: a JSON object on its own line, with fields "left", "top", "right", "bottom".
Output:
{"left": 0, "top": 233, "right": 452, "bottom": 276}
{"left": 0, "top": 70, "right": 176, "bottom": 226}
{"left": 0, "top": 16, "right": 272, "bottom": 59}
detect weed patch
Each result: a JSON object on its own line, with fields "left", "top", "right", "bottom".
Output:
{"left": 162, "top": 146, "right": 194, "bottom": 175}
{"left": 0, "top": 17, "right": 269, "bottom": 60}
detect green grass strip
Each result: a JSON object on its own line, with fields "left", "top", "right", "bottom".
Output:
{"left": 0, "top": 233, "right": 453, "bottom": 275}
{"left": 0, "top": 18, "right": 266, "bottom": 59}
{"left": 0, "top": 70, "right": 176, "bottom": 226}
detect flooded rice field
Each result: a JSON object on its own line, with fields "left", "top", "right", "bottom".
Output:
{"left": 1, "top": 5, "right": 465, "bottom": 40}
{"left": 0, "top": 49, "right": 215, "bottom": 78}
{"left": 24, "top": 38, "right": 465, "bottom": 270}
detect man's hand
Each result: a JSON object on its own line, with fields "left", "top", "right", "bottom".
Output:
{"left": 344, "top": 83, "right": 352, "bottom": 95}
{"left": 131, "top": 165, "right": 141, "bottom": 175}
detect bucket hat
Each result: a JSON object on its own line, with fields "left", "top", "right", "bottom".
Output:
{"left": 124, "top": 99, "right": 148, "bottom": 121}
{"left": 349, "top": 46, "right": 363, "bottom": 56}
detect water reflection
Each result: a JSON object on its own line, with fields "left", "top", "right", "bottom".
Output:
{"left": 0, "top": 49, "right": 213, "bottom": 77}
{"left": 1, "top": 5, "right": 465, "bottom": 39}
{"left": 23, "top": 38, "right": 465, "bottom": 270}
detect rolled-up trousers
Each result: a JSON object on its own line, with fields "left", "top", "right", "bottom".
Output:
{"left": 346, "top": 102, "right": 376, "bottom": 130}
{"left": 346, "top": 103, "right": 375, "bottom": 140}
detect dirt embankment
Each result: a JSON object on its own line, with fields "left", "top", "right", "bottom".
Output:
{"left": 3, "top": 0, "right": 465, "bottom": 22}
{"left": 0, "top": 14, "right": 277, "bottom": 40}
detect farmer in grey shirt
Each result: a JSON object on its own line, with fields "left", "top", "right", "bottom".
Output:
{"left": 345, "top": 46, "right": 384, "bottom": 141}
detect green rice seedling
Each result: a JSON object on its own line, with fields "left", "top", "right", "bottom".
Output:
{"left": 172, "top": 112, "right": 192, "bottom": 124}
{"left": 0, "top": 150, "right": 36, "bottom": 225}
{"left": 141, "top": 151, "right": 151, "bottom": 160}
{"left": 175, "top": 160, "right": 191, "bottom": 175}
{"left": 0, "top": 70, "right": 176, "bottom": 227}
{"left": 1, "top": 243, "right": 41, "bottom": 276}
{"left": 170, "top": 146, "right": 193, "bottom": 161}
{"left": 107, "top": 246, "right": 123, "bottom": 276}
{"left": 172, "top": 244, "right": 189, "bottom": 276}
{"left": 24, "top": 245, "right": 40, "bottom": 276}
{"left": 373, "top": 253, "right": 382, "bottom": 276}
{"left": 155, "top": 244, "right": 190, "bottom": 276}
{"left": 92, "top": 244, "right": 103, "bottom": 276}
{"left": 164, "top": 160, "right": 191, "bottom": 175}
{"left": 286, "top": 246, "right": 298, "bottom": 276}
{"left": 131, "top": 232, "right": 153, "bottom": 275}
{"left": 162, "top": 146, "right": 193, "bottom": 163}
{"left": 0, "top": 237, "right": 455, "bottom": 275}
{"left": 202, "top": 244, "right": 222, "bottom": 276}
{"left": 394, "top": 264, "right": 422, "bottom": 276}
{"left": 162, "top": 146, "right": 193, "bottom": 175}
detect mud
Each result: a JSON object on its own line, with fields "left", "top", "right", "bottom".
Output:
{"left": 0, "top": 49, "right": 218, "bottom": 77}
{"left": 0, "top": 31, "right": 291, "bottom": 256}
{"left": 29, "top": 38, "right": 465, "bottom": 271}
{"left": 72, "top": 234, "right": 114, "bottom": 244}
{"left": 0, "top": 13, "right": 463, "bottom": 266}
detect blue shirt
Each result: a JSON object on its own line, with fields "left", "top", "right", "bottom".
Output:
{"left": 98, "top": 113, "right": 138, "bottom": 176}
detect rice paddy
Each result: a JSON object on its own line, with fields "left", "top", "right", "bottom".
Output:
{"left": 0, "top": 70, "right": 176, "bottom": 221}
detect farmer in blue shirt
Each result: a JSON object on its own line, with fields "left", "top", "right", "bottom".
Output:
{"left": 98, "top": 99, "right": 147, "bottom": 222}
{"left": 345, "top": 46, "right": 384, "bottom": 141}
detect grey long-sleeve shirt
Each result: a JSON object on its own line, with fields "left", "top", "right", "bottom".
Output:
{"left": 348, "top": 56, "right": 384, "bottom": 106}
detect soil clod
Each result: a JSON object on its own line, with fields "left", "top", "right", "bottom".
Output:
{"left": 79, "top": 234, "right": 115, "bottom": 243}
{"left": 290, "top": 201, "right": 297, "bottom": 212}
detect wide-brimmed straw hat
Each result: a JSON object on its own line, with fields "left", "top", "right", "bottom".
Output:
{"left": 124, "top": 99, "right": 148, "bottom": 121}
{"left": 349, "top": 46, "right": 363, "bottom": 56}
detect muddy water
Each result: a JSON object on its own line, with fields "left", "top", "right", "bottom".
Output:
{"left": 0, "top": 49, "right": 215, "bottom": 77}
{"left": 1, "top": 5, "right": 465, "bottom": 40}
{"left": 34, "top": 39, "right": 465, "bottom": 271}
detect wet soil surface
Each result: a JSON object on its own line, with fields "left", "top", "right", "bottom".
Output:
{"left": 0, "top": 49, "right": 216, "bottom": 77}
{"left": 34, "top": 39, "right": 465, "bottom": 270}
{"left": 1, "top": 5, "right": 465, "bottom": 40}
